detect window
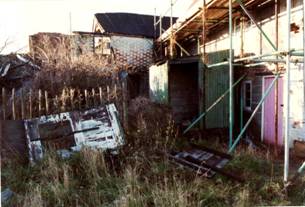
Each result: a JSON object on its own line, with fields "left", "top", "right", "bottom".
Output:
{"left": 94, "top": 37, "right": 111, "bottom": 55}
{"left": 243, "top": 80, "right": 252, "bottom": 111}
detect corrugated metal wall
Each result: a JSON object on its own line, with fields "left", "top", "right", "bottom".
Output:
{"left": 149, "top": 62, "right": 169, "bottom": 104}
{"left": 205, "top": 50, "right": 230, "bottom": 129}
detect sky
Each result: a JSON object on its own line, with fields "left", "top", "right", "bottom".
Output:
{"left": 0, "top": 0, "right": 188, "bottom": 54}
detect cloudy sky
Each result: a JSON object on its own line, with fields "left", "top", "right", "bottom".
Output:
{"left": 0, "top": 0, "right": 189, "bottom": 54}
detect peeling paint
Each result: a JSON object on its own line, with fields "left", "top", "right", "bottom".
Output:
{"left": 24, "top": 104, "right": 124, "bottom": 162}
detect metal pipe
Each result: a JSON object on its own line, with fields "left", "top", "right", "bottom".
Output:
{"left": 252, "top": 58, "right": 304, "bottom": 63}
{"left": 229, "top": 0, "right": 234, "bottom": 148}
{"left": 236, "top": 0, "right": 277, "bottom": 51}
{"left": 183, "top": 75, "right": 246, "bottom": 134}
{"left": 170, "top": 0, "right": 174, "bottom": 58}
{"left": 208, "top": 51, "right": 285, "bottom": 68}
{"left": 240, "top": 17, "right": 245, "bottom": 57}
{"left": 274, "top": 0, "right": 279, "bottom": 157}
{"left": 154, "top": 8, "right": 157, "bottom": 40}
{"left": 240, "top": 85, "right": 244, "bottom": 133}
{"left": 200, "top": 0, "right": 206, "bottom": 129}
{"left": 229, "top": 74, "right": 280, "bottom": 153}
{"left": 159, "top": 14, "right": 162, "bottom": 38}
{"left": 303, "top": 0, "right": 305, "bottom": 81}
{"left": 284, "top": 0, "right": 291, "bottom": 183}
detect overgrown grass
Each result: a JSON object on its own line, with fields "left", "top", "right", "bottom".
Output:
{"left": 2, "top": 145, "right": 305, "bottom": 206}
{"left": 2, "top": 103, "right": 305, "bottom": 206}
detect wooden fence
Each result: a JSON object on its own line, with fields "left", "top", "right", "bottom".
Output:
{"left": 1, "top": 82, "right": 128, "bottom": 127}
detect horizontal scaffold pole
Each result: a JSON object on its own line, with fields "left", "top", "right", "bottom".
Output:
{"left": 228, "top": 73, "right": 280, "bottom": 153}
{"left": 183, "top": 74, "right": 247, "bottom": 134}
{"left": 207, "top": 51, "right": 287, "bottom": 69}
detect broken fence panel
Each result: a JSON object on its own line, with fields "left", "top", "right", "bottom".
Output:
{"left": 24, "top": 104, "right": 125, "bottom": 162}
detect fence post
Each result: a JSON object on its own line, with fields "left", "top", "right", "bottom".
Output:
{"left": 2, "top": 87, "right": 6, "bottom": 120}
{"left": 84, "top": 89, "right": 88, "bottom": 109}
{"left": 12, "top": 88, "right": 16, "bottom": 120}
{"left": 70, "top": 88, "right": 74, "bottom": 110}
{"left": 55, "top": 95, "right": 59, "bottom": 114}
{"left": 62, "top": 89, "right": 66, "bottom": 112}
{"left": 78, "top": 89, "right": 82, "bottom": 110}
{"left": 92, "top": 88, "right": 96, "bottom": 107}
{"left": 21, "top": 88, "right": 25, "bottom": 119}
{"left": 114, "top": 84, "right": 117, "bottom": 103}
{"left": 38, "top": 89, "right": 42, "bottom": 116}
{"left": 107, "top": 85, "right": 110, "bottom": 102}
{"left": 99, "top": 87, "right": 103, "bottom": 105}
{"left": 45, "top": 91, "right": 49, "bottom": 115}
{"left": 29, "top": 89, "right": 33, "bottom": 118}
{"left": 122, "top": 81, "right": 128, "bottom": 130}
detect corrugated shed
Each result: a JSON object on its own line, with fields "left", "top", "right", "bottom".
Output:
{"left": 205, "top": 50, "right": 230, "bottom": 129}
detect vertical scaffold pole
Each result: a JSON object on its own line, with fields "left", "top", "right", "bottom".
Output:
{"left": 229, "top": 0, "right": 234, "bottom": 148}
{"left": 284, "top": 0, "right": 291, "bottom": 183}
{"left": 170, "top": 0, "right": 174, "bottom": 58}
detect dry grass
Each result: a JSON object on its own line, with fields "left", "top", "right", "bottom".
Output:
{"left": 1, "top": 38, "right": 305, "bottom": 206}
{"left": 2, "top": 102, "right": 305, "bottom": 207}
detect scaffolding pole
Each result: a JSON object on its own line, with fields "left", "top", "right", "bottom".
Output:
{"left": 229, "top": 0, "right": 234, "bottom": 148}
{"left": 303, "top": 0, "right": 305, "bottom": 82}
{"left": 284, "top": 0, "right": 291, "bottom": 183}
{"left": 274, "top": 0, "right": 279, "bottom": 157}
{"left": 183, "top": 74, "right": 246, "bottom": 134}
{"left": 236, "top": 0, "right": 277, "bottom": 51}
{"left": 170, "top": 0, "right": 174, "bottom": 58}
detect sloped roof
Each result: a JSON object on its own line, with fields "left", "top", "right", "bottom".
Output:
{"left": 94, "top": 13, "right": 177, "bottom": 38}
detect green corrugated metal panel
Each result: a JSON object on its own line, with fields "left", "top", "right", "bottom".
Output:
{"left": 149, "top": 62, "right": 169, "bottom": 104}
{"left": 205, "top": 50, "right": 230, "bottom": 129}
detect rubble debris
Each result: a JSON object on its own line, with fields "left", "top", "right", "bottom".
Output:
{"left": 24, "top": 104, "right": 124, "bottom": 162}
{"left": 1, "top": 188, "right": 14, "bottom": 204}
{"left": 168, "top": 145, "right": 244, "bottom": 182}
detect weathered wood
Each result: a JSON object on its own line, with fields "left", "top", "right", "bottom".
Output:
{"left": 70, "top": 88, "right": 74, "bottom": 110}
{"left": 122, "top": 81, "right": 128, "bottom": 130}
{"left": 84, "top": 89, "right": 88, "bottom": 108}
{"left": 12, "top": 88, "right": 16, "bottom": 120}
{"left": 55, "top": 95, "right": 59, "bottom": 113}
{"left": 21, "top": 88, "right": 25, "bottom": 119}
{"left": 92, "top": 88, "right": 96, "bottom": 107}
{"left": 45, "top": 91, "right": 49, "bottom": 114}
{"left": 107, "top": 85, "right": 110, "bottom": 102}
{"left": 38, "top": 89, "right": 42, "bottom": 116}
{"left": 61, "top": 89, "right": 66, "bottom": 112}
{"left": 78, "top": 89, "right": 82, "bottom": 110}
{"left": 114, "top": 84, "right": 117, "bottom": 101}
{"left": 99, "top": 87, "right": 103, "bottom": 105}
{"left": 2, "top": 87, "right": 6, "bottom": 120}
{"left": 29, "top": 89, "right": 33, "bottom": 118}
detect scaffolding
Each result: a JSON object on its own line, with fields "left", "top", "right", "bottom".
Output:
{"left": 154, "top": 0, "right": 305, "bottom": 183}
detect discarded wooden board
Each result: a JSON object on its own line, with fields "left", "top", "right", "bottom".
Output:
{"left": 24, "top": 104, "right": 124, "bottom": 162}
{"left": 168, "top": 145, "right": 244, "bottom": 182}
